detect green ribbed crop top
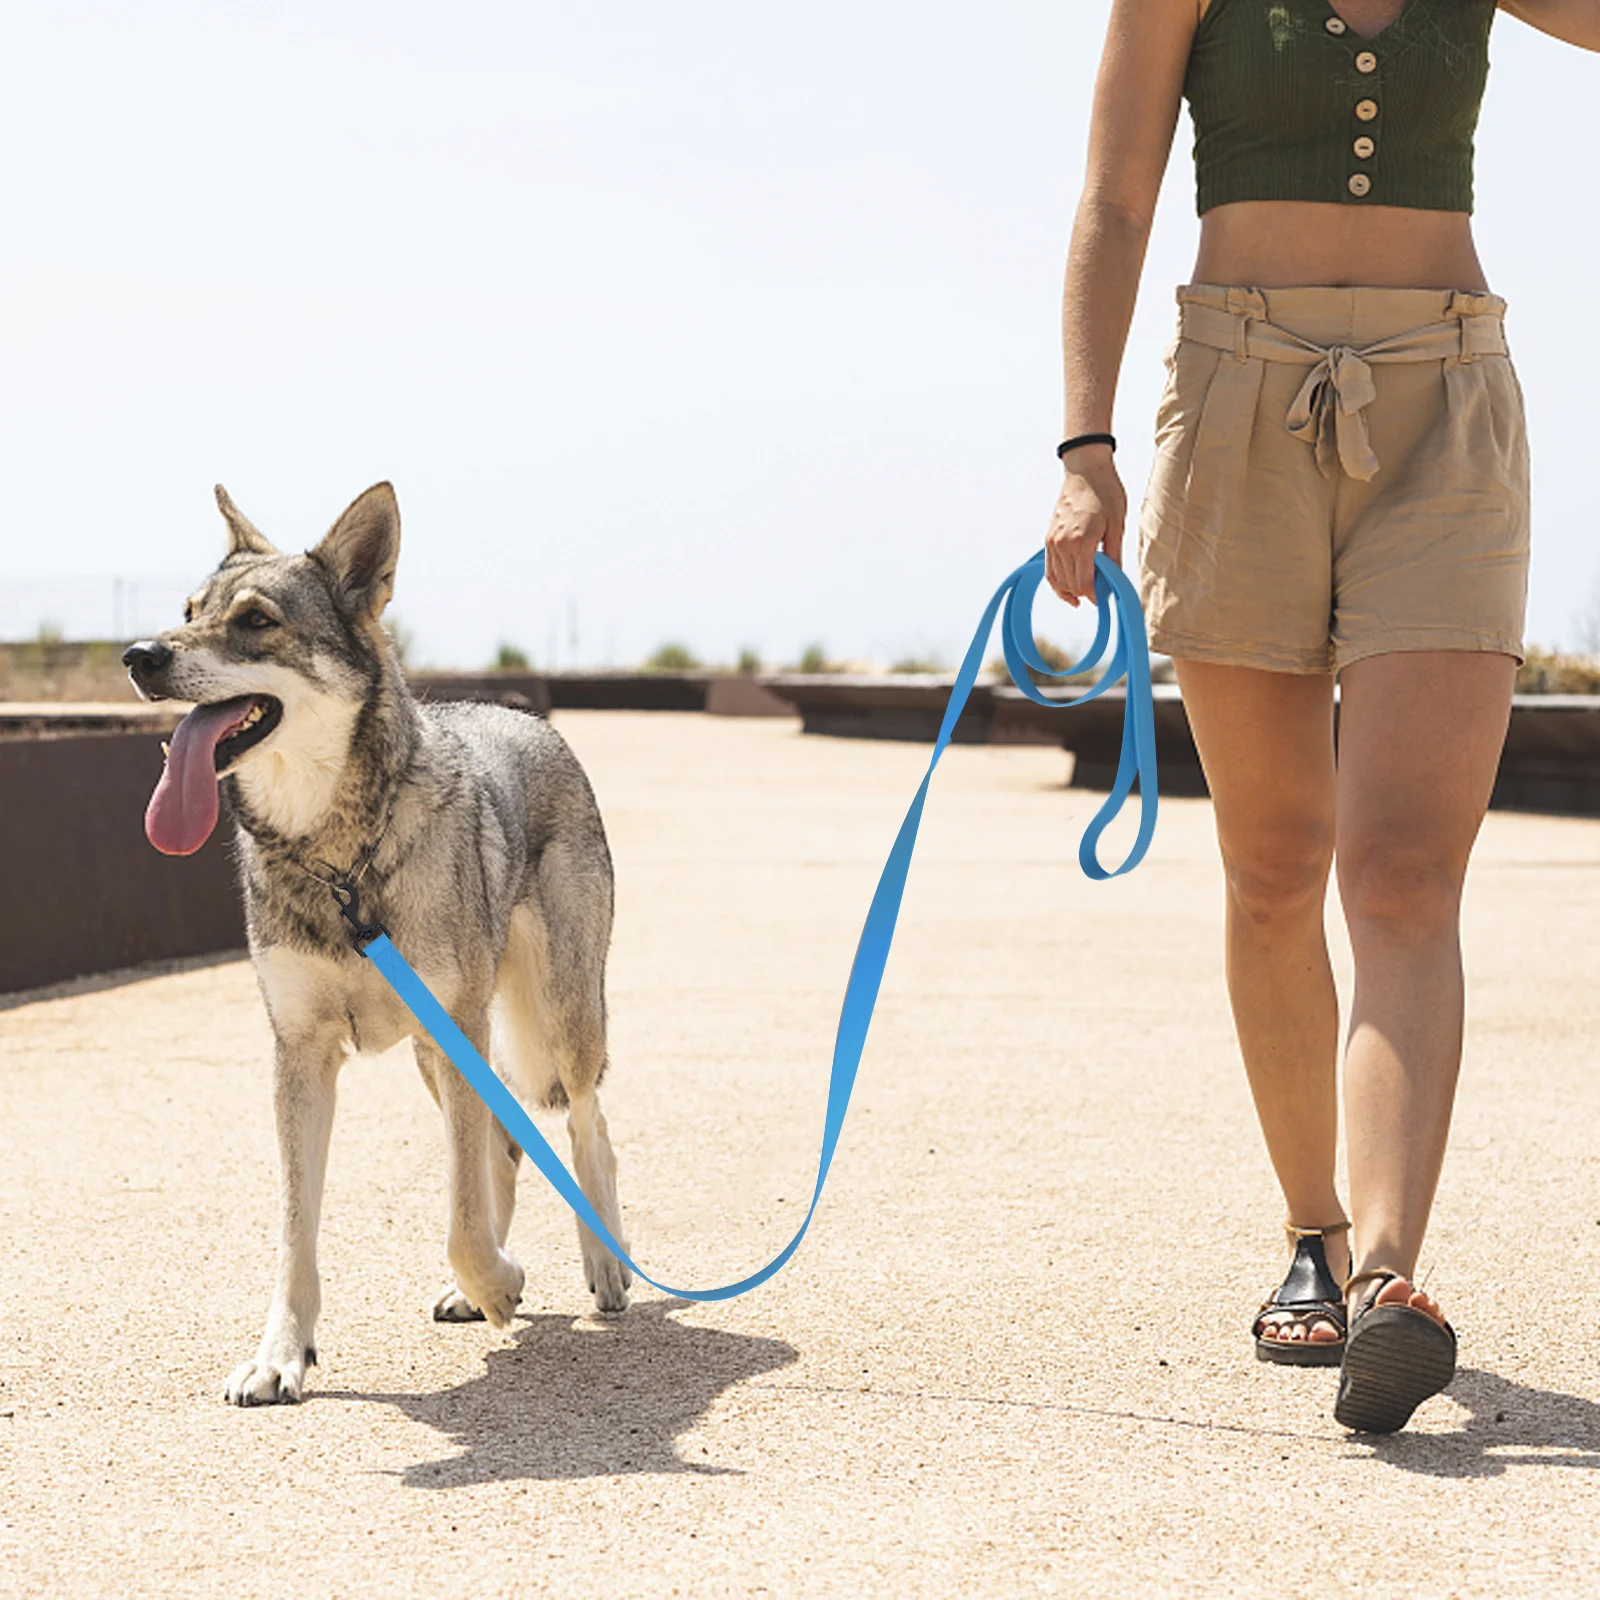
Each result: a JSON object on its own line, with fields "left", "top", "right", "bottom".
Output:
{"left": 1185, "top": 0, "right": 1496, "bottom": 214}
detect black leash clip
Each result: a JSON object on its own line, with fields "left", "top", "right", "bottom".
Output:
{"left": 329, "top": 876, "right": 388, "bottom": 950}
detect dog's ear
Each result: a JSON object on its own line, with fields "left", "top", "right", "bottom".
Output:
{"left": 310, "top": 482, "right": 401, "bottom": 620}
{"left": 214, "top": 485, "right": 276, "bottom": 556}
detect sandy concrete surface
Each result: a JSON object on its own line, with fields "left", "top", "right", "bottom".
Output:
{"left": 3, "top": 711, "right": 1598, "bottom": 1598}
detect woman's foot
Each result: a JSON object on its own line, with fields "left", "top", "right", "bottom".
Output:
{"left": 1352, "top": 1272, "right": 1446, "bottom": 1328}
{"left": 1335, "top": 1268, "right": 1457, "bottom": 1433}
{"left": 1254, "top": 1223, "right": 1351, "bottom": 1363}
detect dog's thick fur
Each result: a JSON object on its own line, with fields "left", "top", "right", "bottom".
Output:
{"left": 126, "top": 483, "right": 630, "bottom": 1405}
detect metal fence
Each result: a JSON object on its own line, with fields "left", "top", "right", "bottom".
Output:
{"left": 0, "top": 578, "right": 195, "bottom": 643}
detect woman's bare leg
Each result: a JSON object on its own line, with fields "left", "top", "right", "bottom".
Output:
{"left": 1173, "top": 659, "right": 1349, "bottom": 1341}
{"left": 1334, "top": 649, "right": 1516, "bottom": 1322}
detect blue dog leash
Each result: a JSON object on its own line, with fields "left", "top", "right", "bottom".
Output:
{"left": 336, "top": 549, "right": 1158, "bottom": 1302}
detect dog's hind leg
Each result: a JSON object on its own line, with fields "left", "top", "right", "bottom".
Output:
{"left": 226, "top": 1026, "right": 344, "bottom": 1406}
{"left": 421, "top": 1020, "right": 526, "bottom": 1328}
{"left": 567, "top": 1086, "right": 631, "bottom": 1313}
{"left": 498, "top": 887, "right": 631, "bottom": 1313}
{"left": 432, "top": 1125, "right": 523, "bottom": 1323}
{"left": 532, "top": 849, "right": 633, "bottom": 1314}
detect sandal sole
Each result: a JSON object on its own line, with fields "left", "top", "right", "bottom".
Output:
{"left": 1255, "top": 1336, "right": 1344, "bottom": 1368}
{"left": 1334, "top": 1305, "right": 1456, "bottom": 1434}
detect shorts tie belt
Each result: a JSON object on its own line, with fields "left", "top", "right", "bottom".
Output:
{"left": 1177, "top": 293, "right": 1510, "bottom": 482}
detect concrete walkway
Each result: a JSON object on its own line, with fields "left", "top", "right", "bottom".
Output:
{"left": 2, "top": 711, "right": 1598, "bottom": 1597}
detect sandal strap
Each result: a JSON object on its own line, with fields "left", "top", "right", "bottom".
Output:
{"left": 1343, "top": 1268, "right": 1400, "bottom": 1296}
{"left": 1343, "top": 1267, "right": 1402, "bottom": 1318}
{"left": 1285, "top": 1219, "right": 1351, "bottom": 1239}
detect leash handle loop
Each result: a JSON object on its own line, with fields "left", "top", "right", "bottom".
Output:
{"left": 354, "top": 549, "right": 1159, "bottom": 1302}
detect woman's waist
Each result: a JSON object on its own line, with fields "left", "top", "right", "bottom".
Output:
{"left": 1193, "top": 201, "right": 1489, "bottom": 301}
{"left": 1173, "top": 279, "right": 1508, "bottom": 358}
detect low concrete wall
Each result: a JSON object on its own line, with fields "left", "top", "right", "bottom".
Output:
{"left": 408, "top": 672, "right": 794, "bottom": 716}
{"left": 761, "top": 675, "right": 1001, "bottom": 743}
{"left": 768, "top": 677, "right": 1600, "bottom": 817}
{"left": 992, "top": 684, "right": 1211, "bottom": 797}
{"left": 0, "top": 729, "right": 246, "bottom": 994}
{"left": 1490, "top": 695, "right": 1600, "bottom": 815}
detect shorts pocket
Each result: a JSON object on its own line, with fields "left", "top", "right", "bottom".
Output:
{"left": 1439, "top": 353, "right": 1531, "bottom": 554}
{"left": 1151, "top": 337, "right": 1218, "bottom": 463}
{"left": 1147, "top": 340, "right": 1267, "bottom": 552}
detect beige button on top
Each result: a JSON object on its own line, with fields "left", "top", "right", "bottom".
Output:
{"left": 1353, "top": 135, "right": 1375, "bottom": 158}
{"left": 1325, "top": 14, "right": 1347, "bottom": 32}
{"left": 1356, "top": 50, "right": 1378, "bottom": 72}
{"left": 1356, "top": 98, "right": 1379, "bottom": 120}
{"left": 1348, "top": 173, "right": 1372, "bottom": 196}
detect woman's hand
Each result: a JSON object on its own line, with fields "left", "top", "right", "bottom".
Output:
{"left": 1045, "top": 446, "right": 1127, "bottom": 607}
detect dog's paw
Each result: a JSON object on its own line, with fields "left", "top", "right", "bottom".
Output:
{"left": 448, "top": 1250, "right": 525, "bottom": 1328}
{"left": 225, "top": 1345, "right": 314, "bottom": 1407}
{"left": 586, "top": 1248, "right": 632, "bottom": 1315}
{"left": 432, "top": 1286, "right": 486, "bottom": 1323}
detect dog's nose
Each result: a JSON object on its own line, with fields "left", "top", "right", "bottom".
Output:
{"left": 122, "top": 639, "right": 174, "bottom": 675}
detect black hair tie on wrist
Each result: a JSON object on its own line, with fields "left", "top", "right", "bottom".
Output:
{"left": 1057, "top": 432, "right": 1117, "bottom": 460}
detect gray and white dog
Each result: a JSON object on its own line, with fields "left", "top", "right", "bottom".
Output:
{"left": 123, "top": 481, "right": 630, "bottom": 1406}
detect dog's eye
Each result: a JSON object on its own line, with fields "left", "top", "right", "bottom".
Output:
{"left": 238, "top": 608, "right": 278, "bottom": 630}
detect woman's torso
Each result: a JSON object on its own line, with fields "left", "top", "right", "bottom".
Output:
{"left": 1190, "top": 0, "right": 1492, "bottom": 291}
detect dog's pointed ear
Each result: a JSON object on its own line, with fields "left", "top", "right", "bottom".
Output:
{"left": 215, "top": 485, "right": 276, "bottom": 556}
{"left": 310, "top": 482, "right": 401, "bottom": 620}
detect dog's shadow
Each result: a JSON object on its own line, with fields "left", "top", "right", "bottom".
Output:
{"left": 322, "top": 1297, "right": 797, "bottom": 1487}
{"left": 1355, "top": 1366, "right": 1600, "bottom": 1478}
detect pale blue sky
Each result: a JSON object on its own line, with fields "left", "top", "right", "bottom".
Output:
{"left": 3, "top": 2, "right": 1596, "bottom": 667}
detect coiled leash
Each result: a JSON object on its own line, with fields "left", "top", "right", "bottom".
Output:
{"left": 335, "top": 549, "right": 1158, "bottom": 1302}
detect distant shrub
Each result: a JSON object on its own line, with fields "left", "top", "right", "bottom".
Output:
{"left": 645, "top": 642, "right": 700, "bottom": 672}
{"left": 987, "top": 637, "right": 1097, "bottom": 684}
{"left": 736, "top": 648, "right": 762, "bottom": 676}
{"left": 1516, "top": 647, "right": 1600, "bottom": 695}
{"left": 795, "top": 643, "right": 832, "bottom": 674}
{"left": 494, "top": 643, "right": 530, "bottom": 670}
{"left": 889, "top": 656, "right": 944, "bottom": 675}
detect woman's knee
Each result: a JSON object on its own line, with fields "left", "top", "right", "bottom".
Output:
{"left": 1220, "top": 824, "right": 1334, "bottom": 927}
{"left": 1337, "top": 836, "right": 1465, "bottom": 939}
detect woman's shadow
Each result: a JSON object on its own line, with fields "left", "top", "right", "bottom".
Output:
{"left": 1356, "top": 1366, "right": 1600, "bottom": 1477}
{"left": 320, "top": 1297, "right": 798, "bottom": 1488}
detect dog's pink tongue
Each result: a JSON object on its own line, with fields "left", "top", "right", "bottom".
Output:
{"left": 144, "top": 701, "right": 247, "bottom": 856}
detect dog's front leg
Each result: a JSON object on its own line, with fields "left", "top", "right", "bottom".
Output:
{"left": 226, "top": 1030, "right": 342, "bottom": 1405}
{"left": 423, "top": 1033, "right": 526, "bottom": 1327}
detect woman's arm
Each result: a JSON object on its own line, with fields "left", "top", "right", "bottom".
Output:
{"left": 1498, "top": 0, "right": 1600, "bottom": 52}
{"left": 1047, "top": 0, "right": 1198, "bottom": 606}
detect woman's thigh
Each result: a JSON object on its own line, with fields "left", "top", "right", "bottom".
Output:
{"left": 1334, "top": 651, "right": 1516, "bottom": 926}
{"left": 1173, "top": 659, "right": 1337, "bottom": 915}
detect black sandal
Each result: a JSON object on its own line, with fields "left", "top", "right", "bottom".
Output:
{"left": 1252, "top": 1222, "right": 1350, "bottom": 1368}
{"left": 1334, "top": 1268, "right": 1457, "bottom": 1434}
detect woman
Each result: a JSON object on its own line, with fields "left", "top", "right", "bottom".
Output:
{"left": 1047, "top": 0, "right": 1599, "bottom": 1432}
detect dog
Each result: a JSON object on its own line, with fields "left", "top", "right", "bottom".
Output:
{"left": 123, "top": 482, "right": 631, "bottom": 1405}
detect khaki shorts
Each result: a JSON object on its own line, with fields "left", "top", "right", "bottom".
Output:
{"left": 1135, "top": 283, "right": 1531, "bottom": 674}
